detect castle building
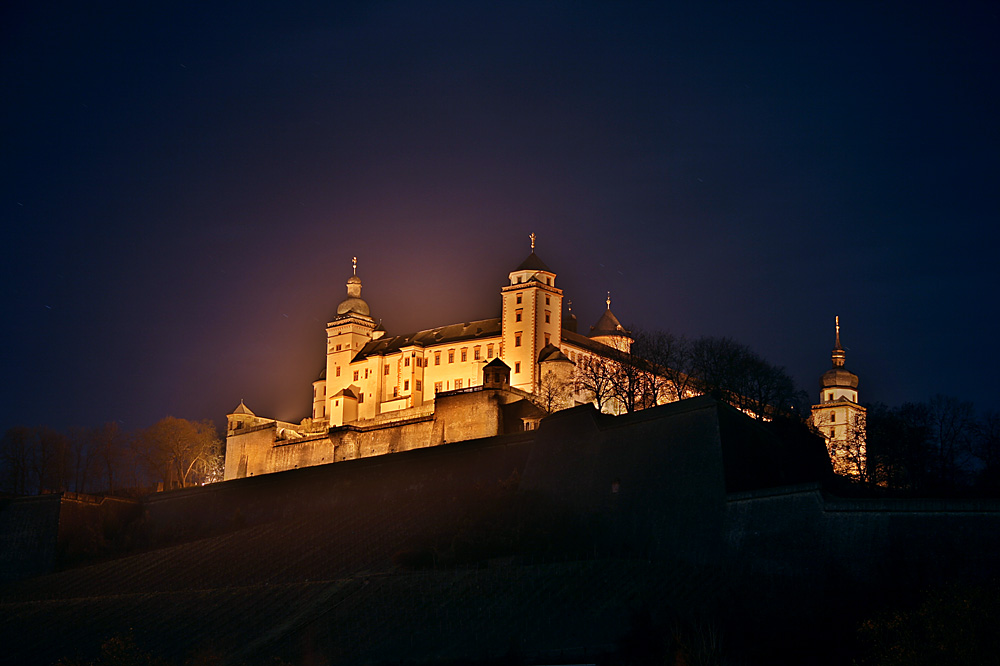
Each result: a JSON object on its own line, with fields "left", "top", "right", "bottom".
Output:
{"left": 223, "top": 236, "right": 636, "bottom": 479}
{"left": 811, "top": 317, "right": 867, "bottom": 479}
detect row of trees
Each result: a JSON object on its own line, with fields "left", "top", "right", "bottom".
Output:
{"left": 864, "top": 397, "right": 999, "bottom": 493}
{"left": 570, "top": 329, "right": 806, "bottom": 419}
{"left": 564, "top": 328, "right": 999, "bottom": 494}
{"left": 0, "top": 417, "right": 223, "bottom": 497}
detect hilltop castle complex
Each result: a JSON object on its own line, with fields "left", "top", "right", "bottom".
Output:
{"left": 224, "top": 238, "right": 866, "bottom": 481}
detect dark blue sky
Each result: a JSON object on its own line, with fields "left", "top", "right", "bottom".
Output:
{"left": 3, "top": 1, "right": 998, "bottom": 432}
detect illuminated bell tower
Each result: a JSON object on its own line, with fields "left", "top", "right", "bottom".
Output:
{"left": 323, "top": 258, "right": 376, "bottom": 426}
{"left": 500, "top": 233, "right": 563, "bottom": 392}
{"left": 811, "top": 316, "right": 867, "bottom": 478}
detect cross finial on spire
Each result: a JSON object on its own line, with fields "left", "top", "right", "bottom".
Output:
{"left": 606, "top": 292, "right": 612, "bottom": 310}
{"left": 529, "top": 232, "right": 536, "bottom": 250}
{"left": 352, "top": 256, "right": 357, "bottom": 276}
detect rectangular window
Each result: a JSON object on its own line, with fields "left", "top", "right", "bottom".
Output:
{"left": 487, "top": 344, "right": 494, "bottom": 358}
{"left": 461, "top": 348, "right": 467, "bottom": 362}
{"left": 434, "top": 381, "right": 443, "bottom": 393}
{"left": 384, "top": 364, "right": 390, "bottom": 375}
{"left": 404, "top": 380, "right": 409, "bottom": 391}
{"left": 455, "top": 379, "right": 463, "bottom": 389}
{"left": 474, "top": 347, "right": 481, "bottom": 360}
{"left": 515, "top": 309, "right": 523, "bottom": 322}
{"left": 448, "top": 350, "right": 455, "bottom": 363}
{"left": 515, "top": 332, "right": 521, "bottom": 347}
{"left": 393, "top": 386, "right": 398, "bottom": 397}
{"left": 545, "top": 310, "right": 550, "bottom": 324}
{"left": 365, "top": 368, "right": 369, "bottom": 379}
{"left": 353, "top": 370, "right": 359, "bottom": 381}
{"left": 359, "top": 393, "right": 364, "bottom": 403}
{"left": 544, "top": 333, "right": 550, "bottom": 346}
{"left": 415, "top": 380, "right": 421, "bottom": 391}
{"left": 545, "top": 295, "right": 550, "bottom": 305}
{"left": 516, "top": 293, "right": 522, "bottom": 304}
{"left": 404, "top": 357, "right": 410, "bottom": 367}
{"left": 336, "top": 344, "right": 342, "bottom": 351}
{"left": 435, "top": 352, "right": 441, "bottom": 365}
{"left": 336, "top": 367, "right": 341, "bottom": 377}
{"left": 514, "top": 361, "right": 521, "bottom": 373}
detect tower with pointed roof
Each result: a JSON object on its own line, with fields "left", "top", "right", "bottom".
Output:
{"left": 500, "top": 233, "right": 565, "bottom": 392}
{"left": 320, "top": 258, "right": 378, "bottom": 426}
{"left": 811, "top": 317, "right": 867, "bottom": 479}
{"left": 588, "top": 293, "right": 632, "bottom": 352}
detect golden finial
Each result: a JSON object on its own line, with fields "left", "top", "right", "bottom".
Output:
{"left": 529, "top": 232, "right": 536, "bottom": 251}
{"left": 352, "top": 256, "right": 357, "bottom": 276}
{"left": 835, "top": 315, "right": 842, "bottom": 349}
{"left": 606, "top": 292, "right": 611, "bottom": 310}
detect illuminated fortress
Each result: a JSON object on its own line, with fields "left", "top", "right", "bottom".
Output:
{"left": 224, "top": 237, "right": 641, "bottom": 480}
{"left": 224, "top": 237, "right": 865, "bottom": 481}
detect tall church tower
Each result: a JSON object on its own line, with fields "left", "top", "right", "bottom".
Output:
{"left": 500, "top": 234, "right": 563, "bottom": 392}
{"left": 321, "top": 258, "right": 377, "bottom": 426}
{"left": 811, "top": 317, "right": 867, "bottom": 479}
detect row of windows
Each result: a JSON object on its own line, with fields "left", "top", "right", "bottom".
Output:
{"left": 514, "top": 309, "right": 552, "bottom": 324}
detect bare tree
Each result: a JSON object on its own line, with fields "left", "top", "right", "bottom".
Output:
{"left": 137, "top": 417, "right": 222, "bottom": 489}
{"left": 0, "top": 426, "right": 32, "bottom": 495}
{"left": 826, "top": 411, "right": 868, "bottom": 482}
{"left": 688, "top": 336, "right": 802, "bottom": 419}
{"left": 536, "top": 369, "right": 571, "bottom": 412}
{"left": 630, "top": 329, "right": 697, "bottom": 403}
{"left": 574, "top": 353, "right": 618, "bottom": 413}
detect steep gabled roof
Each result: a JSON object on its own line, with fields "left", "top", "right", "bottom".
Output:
{"left": 353, "top": 318, "right": 502, "bottom": 362}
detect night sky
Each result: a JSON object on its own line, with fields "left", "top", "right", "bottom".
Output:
{"left": 3, "top": 2, "right": 998, "bottom": 434}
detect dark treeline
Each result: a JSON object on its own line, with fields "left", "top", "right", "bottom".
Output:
{"left": 0, "top": 417, "right": 223, "bottom": 497}
{"left": 865, "top": 397, "right": 999, "bottom": 495}
{"left": 584, "top": 329, "right": 999, "bottom": 495}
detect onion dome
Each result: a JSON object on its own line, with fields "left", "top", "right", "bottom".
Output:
{"left": 821, "top": 316, "right": 858, "bottom": 389}
{"left": 335, "top": 257, "right": 372, "bottom": 317}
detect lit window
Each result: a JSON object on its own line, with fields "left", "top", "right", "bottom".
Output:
{"left": 515, "top": 333, "right": 521, "bottom": 347}
{"left": 515, "top": 361, "right": 521, "bottom": 373}
{"left": 404, "top": 380, "right": 409, "bottom": 390}
{"left": 448, "top": 350, "right": 455, "bottom": 363}
{"left": 487, "top": 344, "right": 494, "bottom": 358}
{"left": 461, "top": 348, "right": 467, "bottom": 362}
{"left": 545, "top": 311, "right": 550, "bottom": 324}
{"left": 435, "top": 352, "right": 441, "bottom": 365}
{"left": 434, "top": 381, "right": 443, "bottom": 393}
{"left": 455, "top": 379, "right": 463, "bottom": 389}
{"left": 515, "top": 309, "right": 523, "bottom": 322}
{"left": 353, "top": 371, "right": 359, "bottom": 381}
{"left": 516, "top": 293, "right": 522, "bottom": 304}
{"left": 474, "top": 347, "right": 481, "bottom": 360}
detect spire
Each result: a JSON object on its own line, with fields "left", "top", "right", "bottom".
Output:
{"left": 831, "top": 315, "right": 846, "bottom": 368}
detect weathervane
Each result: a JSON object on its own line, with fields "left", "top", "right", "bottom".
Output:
{"left": 530, "top": 232, "right": 536, "bottom": 250}
{"left": 352, "top": 256, "right": 357, "bottom": 276}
